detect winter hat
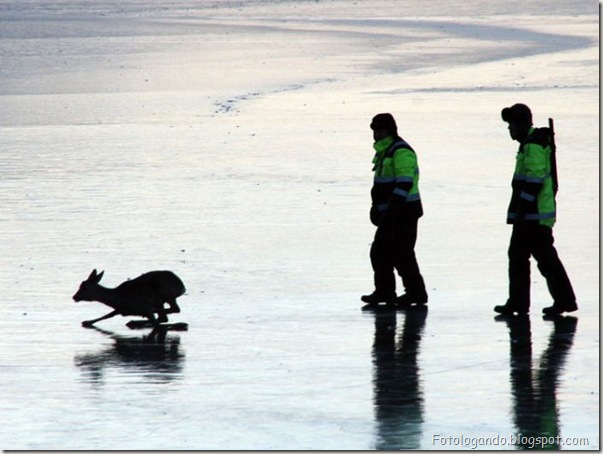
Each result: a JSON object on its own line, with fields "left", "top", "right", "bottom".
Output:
{"left": 501, "top": 103, "right": 532, "bottom": 125}
{"left": 370, "top": 113, "right": 398, "bottom": 135}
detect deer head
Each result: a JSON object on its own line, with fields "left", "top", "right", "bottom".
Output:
{"left": 73, "top": 269, "right": 105, "bottom": 302}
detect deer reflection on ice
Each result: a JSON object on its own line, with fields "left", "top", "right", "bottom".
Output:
{"left": 74, "top": 325, "right": 185, "bottom": 385}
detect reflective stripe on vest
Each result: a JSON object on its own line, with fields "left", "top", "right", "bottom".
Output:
{"left": 513, "top": 172, "right": 550, "bottom": 184}
{"left": 508, "top": 211, "right": 556, "bottom": 221}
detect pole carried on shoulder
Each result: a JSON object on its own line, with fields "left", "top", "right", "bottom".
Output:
{"left": 548, "top": 118, "right": 559, "bottom": 195}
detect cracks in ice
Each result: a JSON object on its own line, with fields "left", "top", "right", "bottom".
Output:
{"left": 213, "top": 91, "right": 262, "bottom": 114}
{"left": 371, "top": 83, "right": 597, "bottom": 95}
{"left": 212, "top": 78, "right": 335, "bottom": 115}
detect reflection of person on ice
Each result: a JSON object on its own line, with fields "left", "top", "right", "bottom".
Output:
{"left": 494, "top": 103, "right": 577, "bottom": 316}
{"left": 362, "top": 113, "right": 428, "bottom": 308}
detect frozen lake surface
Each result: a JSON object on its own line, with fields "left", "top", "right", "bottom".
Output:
{"left": 0, "top": 0, "right": 599, "bottom": 450}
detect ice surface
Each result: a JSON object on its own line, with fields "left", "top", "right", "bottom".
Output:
{"left": 0, "top": 0, "right": 598, "bottom": 450}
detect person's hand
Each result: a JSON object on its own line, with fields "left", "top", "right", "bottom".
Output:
{"left": 370, "top": 206, "right": 381, "bottom": 226}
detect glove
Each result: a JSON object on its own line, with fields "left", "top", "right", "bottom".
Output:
{"left": 370, "top": 206, "right": 381, "bottom": 226}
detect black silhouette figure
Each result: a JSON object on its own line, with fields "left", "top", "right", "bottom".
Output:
{"left": 495, "top": 104, "right": 576, "bottom": 317}
{"left": 362, "top": 113, "right": 428, "bottom": 308}
{"left": 364, "top": 305, "right": 428, "bottom": 450}
{"left": 497, "top": 315, "right": 577, "bottom": 449}
{"left": 75, "top": 325, "right": 185, "bottom": 385}
{"left": 73, "top": 269, "right": 186, "bottom": 327}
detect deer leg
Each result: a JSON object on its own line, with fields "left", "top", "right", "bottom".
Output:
{"left": 156, "top": 309, "right": 169, "bottom": 324}
{"left": 126, "top": 312, "right": 157, "bottom": 329}
{"left": 82, "top": 310, "right": 119, "bottom": 327}
{"left": 146, "top": 324, "right": 168, "bottom": 342}
{"left": 164, "top": 299, "right": 181, "bottom": 314}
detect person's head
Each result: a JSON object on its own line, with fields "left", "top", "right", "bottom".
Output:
{"left": 370, "top": 113, "right": 398, "bottom": 142}
{"left": 501, "top": 103, "right": 533, "bottom": 142}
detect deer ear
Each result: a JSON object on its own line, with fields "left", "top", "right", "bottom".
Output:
{"left": 95, "top": 270, "right": 105, "bottom": 283}
{"left": 88, "top": 269, "right": 98, "bottom": 281}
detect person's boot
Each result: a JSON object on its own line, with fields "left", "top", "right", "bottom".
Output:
{"left": 542, "top": 300, "right": 578, "bottom": 316}
{"left": 494, "top": 300, "right": 529, "bottom": 315}
{"left": 361, "top": 291, "right": 396, "bottom": 305}
{"left": 396, "top": 292, "right": 428, "bottom": 308}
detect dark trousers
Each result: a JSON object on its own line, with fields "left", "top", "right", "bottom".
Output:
{"left": 508, "top": 223, "right": 576, "bottom": 310}
{"left": 370, "top": 209, "right": 426, "bottom": 297}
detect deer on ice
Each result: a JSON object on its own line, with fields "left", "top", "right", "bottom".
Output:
{"left": 73, "top": 269, "right": 186, "bottom": 328}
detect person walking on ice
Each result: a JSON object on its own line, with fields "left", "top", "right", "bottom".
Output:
{"left": 362, "top": 113, "right": 428, "bottom": 308}
{"left": 494, "top": 103, "right": 577, "bottom": 316}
